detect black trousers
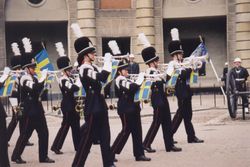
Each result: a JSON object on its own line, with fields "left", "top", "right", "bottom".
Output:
{"left": 72, "top": 113, "right": 114, "bottom": 167}
{"left": 0, "top": 108, "right": 10, "bottom": 167}
{"left": 51, "top": 111, "right": 80, "bottom": 151}
{"left": 172, "top": 97, "right": 195, "bottom": 141}
{"left": 143, "top": 105, "right": 173, "bottom": 150}
{"left": 7, "top": 109, "right": 24, "bottom": 141}
{"left": 11, "top": 114, "right": 49, "bottom": 161}
{"left": 111, "top": 111, "right": 144, "bottom": 158}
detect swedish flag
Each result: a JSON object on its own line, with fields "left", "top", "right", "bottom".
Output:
{"left": 167, "top": 69, "right": 180, "bottom": 87}
{"left": 189, "top": 70, "right": 198, "bottom": 84}
{"left": 35, "top": 49, "right": 55, "bottom": 84}
{"left": 102, "top": 60, "right": 120, "bottom": 87}
{"left": 0, "top": 75, "right": 17, "bottom": 97}
{"left": 134, "top": 80, "right": 152, "bottom": 102}
{"left": 74, "top": 87, "right": 86, "bottom": 97}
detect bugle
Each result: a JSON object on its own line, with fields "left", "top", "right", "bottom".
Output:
{"left": 95, "top": 54, "right": 130, "bottom": 63}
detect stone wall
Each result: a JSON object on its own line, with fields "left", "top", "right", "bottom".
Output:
{"left": 0, "top": 0, "right": 6, "bottom": 69}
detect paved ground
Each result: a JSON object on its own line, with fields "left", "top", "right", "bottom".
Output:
{"left": 6, "top": 95, "right": 250, "bottom": 167}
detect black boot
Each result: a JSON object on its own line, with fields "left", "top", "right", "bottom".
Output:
{"left": 135, "top": 155, "right": 151, "bottom": 161}
{"left": 166, "top": 145, "right": 182, "bottom": 152}
{"left": 40, "top": 157, "right": 55, "bottom": 163}
{"left": 12, "top": 157, "right": 26, "bottom": 164}
{"left": 143, "top": 146, "right": 156, "bottom": 153}
{"left": 188, "top": 136, "right": 204, "bottom": 143}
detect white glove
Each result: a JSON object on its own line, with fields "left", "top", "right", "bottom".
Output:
{"left": 135, "top": 72, "right": 145, "bottom": 85}
{"left": 166, "top": 61, "right": 175, "bottom": 76}
{"left": 39, "top": 69, "right": 48, "bottom": 83}
{"left": 74, "top": 77, "right": 82, "bottom": 88}
{"left": 103, "top": 53, "right": 112, "bottom": 72}
{"left": 0, "top": 67, "right": 11, "bottom": 83}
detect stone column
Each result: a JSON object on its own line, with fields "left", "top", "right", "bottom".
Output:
{"left": 76, "top": 0, "right": 96, "bottom": 47}
{"left": 235, "top": 0, "right": 250, "bottom": 70}
{"left": 135, "top": 0, "right": 155, "bottom": 68}
{"left": 227, "top": 0, "right": 236, "bottom": 65}
{"left": 0, "top": 0, "right": 6, "bottom": 69}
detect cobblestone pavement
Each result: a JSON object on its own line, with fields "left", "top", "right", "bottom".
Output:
{"left": 6, "top": 95, "right": 250, "bottom": 167}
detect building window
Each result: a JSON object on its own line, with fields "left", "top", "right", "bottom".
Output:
{"left": 26, "top": 0, "right": 46, "bottom": 7}
{"left": 100, "top": 0, "right": 131, "bottom": 9}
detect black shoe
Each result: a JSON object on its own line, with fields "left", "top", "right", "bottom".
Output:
{"left": 114, "top": 157, "right": 118, "bottom": 162}
{"left": 109, "top": 165, "right": 116, "bottom": 167}
{"left": 13, "top": 157, "right": 26, "bottom": 164}
{"left": 26, "top": 141, "right": 34, "bottom": 146}
{"left": 40, "top": 157, "right": 55, "bottom": 163}
{"left": 173, "top": 140, "right": 178, "bottom": 144}
{"left": 135, "top": 155, "right": 151, "bottom": 161}
{"left": 166, "top": 145, "right": 182, "bottom": 152}
{"left": 188, "top": 136, "right": 204, "bottom": 143}
{"left": 51, "top": 148, "right": 63, "bottom": 155}
{"left": 143, "top": 146, "right": 156, "bottom": 153}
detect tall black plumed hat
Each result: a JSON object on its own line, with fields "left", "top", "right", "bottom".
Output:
{"left": 138, "top": 33, "right": 159, "bottom": 64}
{"left": 71, "top": 23, "right": 96, "bottom": 66}
{"left": 21, "top": 37, "right": 36, "bottom": 69}
{"left": 168, "top": 28, "right": 184, "bottom": 56}
{"left": 55, "top": 42, "right": 72, "bottom": 71}
{"left": 10, "top": 42, "right": 22, "bottom": 70}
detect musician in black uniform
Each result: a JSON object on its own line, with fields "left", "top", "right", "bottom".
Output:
{"left": 141, "top": 46, "right": 182, "bottom": 153}
{"left": 221, "top": 62, "right": 228, "bottom": 92}
{"left": 111, "top": 60, "right": 150, "bottom": 161}
{"left": 168, "top": 28, "right": 204, "bottom": 143}
{"left": 71, "top": 35, "right": 115, "bottom": 167}
{"left": 7, "top": 42, "right": 33, "bottom": 146}
{"left": 0, "top": 67, "right": 11, "bottom": 167}
{"left": 51, "top": 50, "right": 81, "bottom": 154}
{"left": 229, "top": 57, "right": 249, "bottom": 113}
{"left": 11, "top": 40, "right": 55, "bottom": 164}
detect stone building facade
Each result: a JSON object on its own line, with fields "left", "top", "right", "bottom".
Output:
{"left": 0, "top": 0, "right": 250, "bottom": 87}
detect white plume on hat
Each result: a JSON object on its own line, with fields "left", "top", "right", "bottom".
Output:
{"left": 55, "top": 42, "right": 66, "bottom": 57}
{"left": 22, "top": 37, "right": 32, "bottom": 53}
{"left": 170, "top": 28, "right": 180, "bottom": 41}
{"left": 11, "top": 42, "right": 21, "bottom": 56}
{"left": 71, "top": 23, "right": 83, "bottom": 38}
{"left": 138, "top": 33, "right": 151, "bottom": 48}
{"left": 108, "top": 40, "right": 121, "bottom": 55}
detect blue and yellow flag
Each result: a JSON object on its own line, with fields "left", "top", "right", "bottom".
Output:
{"left": 134, "top": 80, "right": 152, "bottom": 102}
{"left": 167, "top": 69, "right": 180, "bottom": 87}
{"left": 0, "top": 75, "right": 17, "bottom": 97}
{"left": 74, "top": 87, "right": 86, "bottom": 97}
{"left": 189, "top": 70, "right": 199, "bottom": 84}
{"left": 102, "top": 60, "right": 120, "bottom": 87}
{"left": 35, "top": 49, "right": 55, "bottom": 85}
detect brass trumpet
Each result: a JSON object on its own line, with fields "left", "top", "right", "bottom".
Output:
{"left": 75, "top": 96, "right": 84, "bottom": 113}
{"left": 95, "top": 54, "right": 130, "bottom": 63}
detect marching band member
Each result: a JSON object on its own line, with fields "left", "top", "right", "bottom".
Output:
{"left": 228, "top": 57, "right": 249, "bottom": 113}
{"left": 111, "top": 59, "right": 151, "bottom": 162}
{"left": 0, "top": 67, "right": 11, "bottom": 167}
{"left": 11, "top": 38, "right": 55, "bottom": 164}
{"left": 168, "top": 28, "right": 204, "bottom": 143}
{"left": 7, "top": 42, "right": 33, "bottom": 146}
{"left": 51, "top": 42, "right": 81, "bottom": 154}
{"left": 138, "top": 33, "right": 182, "bottom": 153}
{"left": 71, "top": 24, "right": 115, "bottom": 167}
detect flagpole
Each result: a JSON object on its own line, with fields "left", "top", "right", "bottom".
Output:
{"left": 198, "top": 35, "right": 226, "bottom": 100}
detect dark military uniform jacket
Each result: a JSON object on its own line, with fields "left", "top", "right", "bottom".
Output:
{"left": 115, "top": 75, "right": 141, "bottom": 114}
{"left": 229, "top": 66, "right": 249, "bottom": 91}
{"left": 146, "top": 67, "right": 168, "bottom": 109}
{"left": 20, "top": 74, "right": 45, "bottom": 117}
{"left": 78, "top": 63, "right": 110, "bottom": 115}
{"left": 0, "top": 82, "right": 7, "bottom": 119}
{"left": 59, "top": 75, "right": 80, "bottom": 115}
{"left": 175, "top": 67, "right": 193, "bottom": 99}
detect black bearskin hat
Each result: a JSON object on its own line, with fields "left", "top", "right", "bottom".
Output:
{"left": 141, "top": 46, "right": 159, "bottom": 64}
{"left": 74, "top": 37, "right": 96, "bottom": 66}
{"left": 117, "top": 59, "right": 129, "bottom": 71}
{"left": 57, "top": 57, "right": 72, "bottom": 71}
